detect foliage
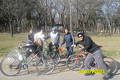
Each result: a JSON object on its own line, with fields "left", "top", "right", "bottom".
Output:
{"left": 0, "top": 0, "right": 120, "bottom": 35}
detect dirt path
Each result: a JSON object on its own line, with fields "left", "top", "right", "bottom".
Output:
{"left": 0, "top": 56, "right": 120, "bottom": 80}
{"left": 0, "top": 69, "right": 120, "bottom": 80}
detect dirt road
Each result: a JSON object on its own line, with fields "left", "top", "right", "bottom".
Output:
{"left": 0, "top": 56, "right": 120, "bottom": 80}
{"left": 0, "top": 69, "right": 120, "bottom": 80}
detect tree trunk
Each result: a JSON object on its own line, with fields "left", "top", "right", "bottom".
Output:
{"left": 9, "top": 22, "right": 13, "bottom": 37}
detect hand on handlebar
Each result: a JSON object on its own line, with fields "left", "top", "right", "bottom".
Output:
{"left": 79, "top": 48, "right": 84, "bottom": 53}
{"left": 58, "top": 47, "right": 65, "bottom": 51}
{"left": 72, "top": 44, "right": 76, "bottom": 47}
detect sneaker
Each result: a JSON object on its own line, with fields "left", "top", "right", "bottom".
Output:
{"left": 103, "top": 73, "right": 113, "bottom": 80}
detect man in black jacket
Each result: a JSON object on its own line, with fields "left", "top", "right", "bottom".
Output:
{"left": 75, "top": 32, "right": 112, "bottom": 80}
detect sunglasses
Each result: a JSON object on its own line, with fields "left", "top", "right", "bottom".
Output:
{"left": 78, "top": 35, "right": 83, "bottom": 38}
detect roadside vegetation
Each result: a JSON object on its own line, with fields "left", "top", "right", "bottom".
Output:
{"left": 0, "top": 33, "right": 120, "bottom": 57}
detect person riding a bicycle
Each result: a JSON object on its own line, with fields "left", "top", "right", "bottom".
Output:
{"left": 74, "top": 32, "right": 113, "bottom": 80}
{"left": 24, "top": 29, "right": 36, "bottom": 58}
{"left": 27, "top": 28, "right": 34, "bottom": 42}
{"left": 61, "top": 28, "right": 74, "bottom": 58}
{"left": 47, "top": 27, "right": 60, "bottom": 52}
{"left": 33, "top": 30, "right": 46, "bottom": 57}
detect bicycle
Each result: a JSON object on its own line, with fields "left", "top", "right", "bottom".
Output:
{"left": 0, "top": 41, "right": 55, "bottom": 76}
{"left": 47, "top": 45, "right": 61, "bottom": 65}
{"left": 51, "top": 46, "right": 68, "bottom": 64}
{"left": 66, "top": 48, "right": 118, "bottom": 74}
{"left": 46, "top": 46, "right": 69, "bottom": 72}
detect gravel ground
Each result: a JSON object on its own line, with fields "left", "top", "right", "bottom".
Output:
{"left": 0, "top": 57, "right": 120, "bottom": 80}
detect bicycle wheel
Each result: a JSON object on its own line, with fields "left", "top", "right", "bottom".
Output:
{"left": 66, "top": 54, "right": 84, "bottom": 71}
{"left": 104, "top": 56, "right": 118, "bottom": 74}
{"left": 47, "top": 51, "right": 60, "bottom": 65}
{"left": 52, "top": 52, "right": 61, "bottom": 65}
{"left": 0, "top": 55, "right": 21, "bottom": 76}
{"left": 36, "top": 52, "right": 55, "bottom": 75}
{"left": 45, "top": 54, "right": 55, "bottom": 74}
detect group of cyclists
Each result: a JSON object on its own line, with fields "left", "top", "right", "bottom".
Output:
{"left": 27, "top": 27, "right": 113, "bottom": 80}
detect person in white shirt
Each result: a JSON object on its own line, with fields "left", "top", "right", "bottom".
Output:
{"left": 48, "top": 27, "right": 60, "bottom": 52}
{"left": 34, "top": 30, "right": 46, "bottom": 52}
{"left": 34, "top": 30, "right": 45, "bottom": 42}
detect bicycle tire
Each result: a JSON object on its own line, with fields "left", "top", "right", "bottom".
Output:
{"left": 0, "top": 55, "right": 21, "bottom": 76}
{"left": 36, "top": 52, "right": 55, "bottom": 75}
{"left": 66, "top": 54, "right": 84, "bottom": 71}
{"left": 103, "top": 56, "right": 118, "bottom": 74}
{"left": 52, "top": 52, "right": 61, "bottom": 65}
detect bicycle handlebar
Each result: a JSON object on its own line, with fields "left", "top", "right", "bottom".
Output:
{"left": 58, "top": 47, "right": 65, "bottom": 51}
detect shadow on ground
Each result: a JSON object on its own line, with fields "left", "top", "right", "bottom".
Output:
{"left": 0, "top": 55, "right": 120, "bottom": 80}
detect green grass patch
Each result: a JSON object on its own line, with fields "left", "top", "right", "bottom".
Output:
{"left": 102, "top": 50, "right": 120, "bottom": 60}
{"left": 103, "top": 50, "right": 120, "bottom": 55}
{"left": 0, "top": 33, "right": 26, "bottom": 55}
{"left": 0, "top": 48, "right": 9, "bottom": 54}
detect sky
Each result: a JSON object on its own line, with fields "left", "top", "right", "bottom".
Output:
{"left": 101, "top": 1, "right": 120, "bottom": 15}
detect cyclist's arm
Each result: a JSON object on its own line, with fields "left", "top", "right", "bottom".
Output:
{"left": 34, "top": 33, "right": 37, "bottom": 42}
{"left": 75, "top": 41, "right": 81, "bottom": 47}
{"left": 82, "top": 37, "right": 92, "bottom": 51}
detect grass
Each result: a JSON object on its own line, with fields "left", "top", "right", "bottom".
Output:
{"left": 92, "top": 36, "right": 120, "bottom": 51}
{"left": 0, "top": 33, "right": 120, "bottom": 57}
{"left": 0, "top": 33, "right": 26, "bottom": 54}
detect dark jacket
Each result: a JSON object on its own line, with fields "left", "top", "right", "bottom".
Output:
{"left": 28, "top": 33, "right": 34, "bottom": 42}
{"left": 62, "top": 33, "right": 74, "bottom": 47}
{"left": 76, "top": 36, "right": 101, "bottom": 53}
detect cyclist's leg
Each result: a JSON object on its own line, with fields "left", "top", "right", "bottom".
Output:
{"left": 55, "top": 43, "right": 59, "bottom": 49}
{"left": 69, "top": 46, "right": 73, "bottom": 55}
{"left": 54, "top": 43, "right": 59, "bottom": 53}
{"left": 37, "top": 46, "right": 43, "bottom": 57}
{"left": 93, "top": 49, "right": 111, "bottom": 77}
{"left": 25, "top": 51, "right": 32, "bottom": 58}
{"left": 48, "top": 42, "right": 53, "bottom": 52}
{"left": 66, "top": 46, "right": 73, "bottom": 58}
{"left": 66, "top": 47, "right": 69, "bottom": 57}
{"left": 84, "top": 53, "right": 94, "bottom": 69}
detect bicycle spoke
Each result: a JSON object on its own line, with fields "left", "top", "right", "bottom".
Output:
{"left": 0, "top": 56, "right": 21, "bottom": 76}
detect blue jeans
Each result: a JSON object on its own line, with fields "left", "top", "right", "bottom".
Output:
{"left": 66, "top": 46, "right": 73, "bottom": 57}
